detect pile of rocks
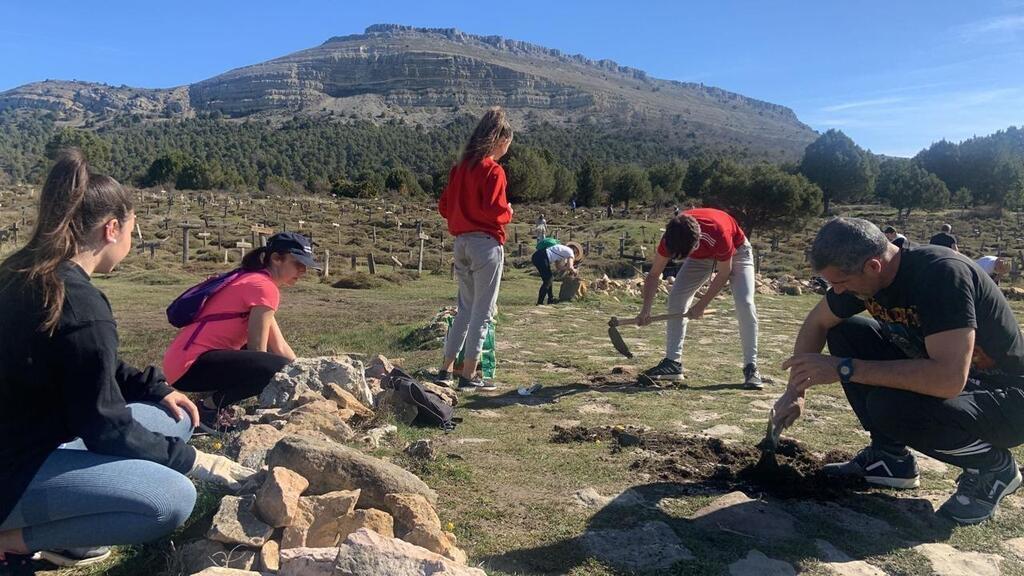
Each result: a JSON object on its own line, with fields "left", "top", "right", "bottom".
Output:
{"left": 183, "top": 354, "right": 479, "bottom": 576}
{"left": 589, "top": 274, "right": 670, "bottom": 300}
{"left": 754, "top": 274, "right": 825, "bottom": 296}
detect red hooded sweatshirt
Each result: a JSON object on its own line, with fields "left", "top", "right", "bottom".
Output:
{"left": 438, "top": 156, "right": 513, "bottom": 244}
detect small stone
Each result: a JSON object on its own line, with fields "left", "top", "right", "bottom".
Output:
{"left": 324, "top": 383, "right": 375, "bottom": 419}
{"left": 335, "top": 508, "right": 395, "bottom": 540}
{"left": 292, "top": 390, "right": 323, "bottom": 407}
{"left": 404, "top": 439, "right": 436, "bottom": 460}
{"left": 255, "top": 467, "right": 309, "bottom": 528}
{"left": 290, "top": 489, "right": 362, "bottom": 548}
{"left": 361, "top": 425, "right": 397, "bottom": 449}
{"left": 364, "top": 354, "right": 395, "bottom": 380}
{"left": 207, "top": 495, "right": 274, "bottom": 548}
{"left": 728, "top": 550, "right": 796, "bottom": 576}
{"left": 815, "top": 540, "right": 887, "bottom": 576}
{"left": 259, "top": 540, "right": 280, "bottom": 573}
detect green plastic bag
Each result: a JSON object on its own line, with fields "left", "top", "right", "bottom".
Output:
{"left": 445, "top": 316, "right": 497, "bottom": 380}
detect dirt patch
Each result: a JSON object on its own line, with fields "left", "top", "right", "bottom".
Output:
{"left": 554, "top": 425, "right": 856, "bottom": 499}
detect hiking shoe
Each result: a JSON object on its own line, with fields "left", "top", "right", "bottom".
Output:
{"left": 198, "top": 403, "right": 239, "bottom": 434}
{"left": 457, "top": 375, "right": 486, "bottom": 390}
{"left": 434, "top": 370, "right": 454, "bottom": 388}
{"left": 938, "top": 455, "right": 1022, "bottom": 525}
{"left": 0, "top": 553, "right": 37, "bottom": 576}
{"left": 743, "top": 363, "right": 764, "bottom": 390}
{"left": 822, "top": 445, "right": 920, "bottom": 489}
{"left": 643, "top": 358, "right": 684, "bottom": 381}
{"left": 37, "top": 547, "right": 111, "bottom": 567}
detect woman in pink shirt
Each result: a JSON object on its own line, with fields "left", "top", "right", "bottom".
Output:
{"left": 163, "top": 232, "right": 315, "bottom": 431}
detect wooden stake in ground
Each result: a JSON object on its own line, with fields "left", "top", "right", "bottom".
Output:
{"left": 417, "top": 232, "right": 429, "bottom": 276}
{"left": 236, "top": 240, "right": 252, "bottom": 262}
{"left": 323, "top": 250, "right": 330, "bottom": 279}
{"left": 179, "top": 223, "right": 197, "bottom": 266}
{"left": 367, "top": 253, "right": 376, "bottom": 275}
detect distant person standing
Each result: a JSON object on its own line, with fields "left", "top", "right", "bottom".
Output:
{"left": 930, "top": 224, "right": 959, "bottom": 252}
{"left": 570, "top": 197, "right": 577, "bottom": 215}
{"left": 535, "top": 214, "right": 548, "bottom": 239}
{"left": 436, "top": 107, "right": 514, "bottom": 391}
{"left": 883, "top": 226, "right": 909, "bottom": 248}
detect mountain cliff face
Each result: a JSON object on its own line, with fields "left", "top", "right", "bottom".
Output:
{"left": 0, "top": 24, "right": 817, "bottom": 161}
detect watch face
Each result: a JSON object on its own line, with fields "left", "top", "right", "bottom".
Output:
{"left": 840, "top": 365, "right": 852, "bottom": 376}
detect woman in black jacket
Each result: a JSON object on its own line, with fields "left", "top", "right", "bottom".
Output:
{"left": 0, "top": 149, "right": 253, "bottom": 574}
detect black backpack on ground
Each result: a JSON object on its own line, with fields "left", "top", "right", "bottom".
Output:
{"left": 384, "top": 367, "right": 457, "bottom": 431}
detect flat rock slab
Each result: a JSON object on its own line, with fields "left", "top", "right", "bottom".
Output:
{"left": 913, "top": 543, "right": 1003, "bottom": 576}
{"left": 689, "top": 410, "right": 721, "bottom": 422}
{"left": 207, "top": 495, "right": 273, "bottom": 548}
{"left": 581, "top": 520, "right": 693, "bottom": 571}
{"left": 728, "top": 550, "right": 796, "bottom": 576}
{"left": 701, "top": 424, "right": 743, "bottom": 437}
{"left": 689, "top": 491, "right": 797, "bottom": 541}
{"left": 577, "top": 403, "right": 617, "bottom": 414}
{"left": 1004, "top": 537, "right": 1024, "bottom": 560}
{"left": 815, "top": 540, "right": 886, "bottom": 576}
{"left": 573, "top": 487, "right": 646, "bottom": 509}
{"left": 791, "top": 501, "right": 895, "bottom": 536}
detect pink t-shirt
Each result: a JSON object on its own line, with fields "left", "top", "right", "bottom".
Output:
{"left": 163, "top": 271, "right": 280, "bottom": 384}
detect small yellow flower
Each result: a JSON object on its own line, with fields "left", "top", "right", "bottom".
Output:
{"left": 595, "top": 440, "right": 601, "bottom": 445}
{"left": 211, "top": 441, "right": 223, "bottom": 451}
{"left": 445, "top": 522, "right": 455, "bottom": 532}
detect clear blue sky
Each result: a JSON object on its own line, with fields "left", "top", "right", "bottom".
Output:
{"left": 2, "top": 0, "right": 1022, "bottom": 157}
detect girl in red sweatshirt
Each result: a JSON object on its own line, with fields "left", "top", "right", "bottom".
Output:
{"left": 436, "top": 107, "right": 513, "bottom": 390}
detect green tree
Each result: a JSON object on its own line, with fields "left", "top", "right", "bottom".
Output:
{"left": 575, "top": 158, "right": 603, "bottom": 207}
{"left": 385, "top": 166, "right": 424, "bottom": 196}
{"left": 799, "top": 129, "right": 874, "bottom": 214}
{"left": 875, "top": 160, "right": 949, "bottom": 221}
{"left": 647, "top": 159, "right": 687, "bottom": 200}
{"left": 708, "top": 163, "right": 822, "bottom": 237}
{"left": 503, "top": 147, "right": 554, "bottom": 202}
{"left": 143, "top": 151, "right": 190, "bottom": 186}
{"left": 44, "top": 127, "right": 112, "bottom": 173}
{"left": 609, "top": 165, "right": 652, "bottom": 210}
{"left": 551, "top": 164, "right": 577, "bottom": 202}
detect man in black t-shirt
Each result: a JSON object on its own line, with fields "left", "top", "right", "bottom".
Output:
{"left": 929, "top": 223, "right": 959, "bottom": 251}
{"left": 773, "top": 217, "right": 1024, "bottom": 525}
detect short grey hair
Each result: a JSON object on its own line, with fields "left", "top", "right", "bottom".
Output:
{"left": 810, "top": 218, "right": 889, "bottom": 273}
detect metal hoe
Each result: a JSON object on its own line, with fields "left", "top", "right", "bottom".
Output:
{"left": 607, "top": 312, "right": 685, "bottom": 358}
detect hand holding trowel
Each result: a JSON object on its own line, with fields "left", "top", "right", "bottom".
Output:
{"left": 755, "top": 389, "right": 803, "bottom": 471}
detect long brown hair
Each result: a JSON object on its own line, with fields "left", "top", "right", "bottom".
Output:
{"left": 0, "top": 148, "right": 133, "bottom": 334}
{"left": 459, "top": 107, "right": 513, "bottom": 165}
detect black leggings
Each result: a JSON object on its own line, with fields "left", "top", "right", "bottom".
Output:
{"left": 828, "top": 316, "right": 1024, "bottom": 469}
{"left": 173, "top": 349, "right": 290, "bottom": 406}
{"left": 532, "top": 249, "right": 554, "bottom": 305}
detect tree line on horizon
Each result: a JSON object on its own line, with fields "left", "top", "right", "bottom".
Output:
{"left": 0, "top": 110, "right": 1022, "bottom": 236}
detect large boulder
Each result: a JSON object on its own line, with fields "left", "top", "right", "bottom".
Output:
{"left": 207, "top": 495, "right": 274, "bottom": 548}
{"left": 255, "top": 467, "right": 309, "bottom": 528}
{"left": 279, "top": 529, "right": 487, "bottom": 576}
{"left": 267, "top": 435, "right": 436, "bottom": 509}
{"left": 260, "top": 356, "right": 373, "bottom": 409}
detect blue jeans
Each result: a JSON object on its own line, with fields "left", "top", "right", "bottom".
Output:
{"left": 0, "top": 403, "right": 197, "bottom": 550}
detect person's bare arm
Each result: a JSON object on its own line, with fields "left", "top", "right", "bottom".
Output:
{"left": 773, "top": 299, "right": 844, "bottom": 427}
{"left": 246, "top": 306, "right": 275, "bottom": 353}
{"left": 638, "top": 253, "right": 670, "bottom": 325}
{"left": 267, "top": 316, "right": 297, "bottom": 361}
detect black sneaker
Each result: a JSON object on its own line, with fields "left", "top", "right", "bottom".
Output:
{"left": 743, "top": 363, "right": 764, "bottom": 390}
{"left": 434, "top": 370, "right": 454, "bottom": 388}
{"left": 479, "top": 380, "right": 498, "bottom": 391}
{"left": 0, "top": 553, "right": 37, "bottom": 576}
{"left": 822, "top": 445, "right": 920, "bottom": 489}
{"left": 457, "top": 375, "right": 486, "bottom": 390}
{"left": 198, "top": 403, "right": 239, "bottom": 434}
{"left": 37, "top": 547, "right": 111, "bottom": 567}
{"left": 642, "top": 358, "right": 684, "bottom": 381}
{"left": 939, "top": 454, "right": 1022, "bottom": 525}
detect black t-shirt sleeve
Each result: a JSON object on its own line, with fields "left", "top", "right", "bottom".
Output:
{"left": 57, "top": 321, "right": 196, "bottom": 474}
{"left": 826, "top": 289, "right": 866, "bottom": 318}
{"left": 914, "top": 259, "right": 977, "bottom": 336}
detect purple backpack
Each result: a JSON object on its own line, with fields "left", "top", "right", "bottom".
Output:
{"left": 166, "top": 269, "right": 262, "bottom": 349}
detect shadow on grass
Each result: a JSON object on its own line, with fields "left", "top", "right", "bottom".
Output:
{"left": 482, "top": 481, "right": 955, "bottom": 575}
{"left": 459, "top": 380, "right": 670, "bottom": 411}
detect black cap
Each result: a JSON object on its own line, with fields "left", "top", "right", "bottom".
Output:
{"left": 883, "top": 226, "right": 897, "bottom": 234}
{"left": 266, "top": 232, "right": 320, "bottom": 270}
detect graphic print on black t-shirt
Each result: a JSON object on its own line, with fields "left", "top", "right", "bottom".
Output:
{"left": 826, "top": 245, "right": 1024, "bottom": 378}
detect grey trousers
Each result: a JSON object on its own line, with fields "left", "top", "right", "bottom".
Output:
{"left": 665, "top": 241, "right": 758, "bottom": 366}
{"left": 444, "top": 232, "right": 504, "bottom": 362}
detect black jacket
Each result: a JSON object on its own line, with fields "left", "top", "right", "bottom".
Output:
{"left": 0, "top": 262, "right": 196, "bottom": 524}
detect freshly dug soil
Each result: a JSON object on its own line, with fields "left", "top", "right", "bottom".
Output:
{"left": 554, "top": 425, "right": 857, "bottom": 499}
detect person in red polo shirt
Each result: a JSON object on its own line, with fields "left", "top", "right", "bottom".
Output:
{"left": 435, "top": 107, "right": 514, "bottom": 391}
{"left": 637, "top": 208, "right": 762, "bottom": 388}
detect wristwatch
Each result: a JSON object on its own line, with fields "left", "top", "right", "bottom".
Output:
{"left": 837, "top": 357, "right": 854, "bottom": 384}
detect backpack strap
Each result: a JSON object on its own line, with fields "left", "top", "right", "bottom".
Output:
{"left": 182, "top": 311, "right": 250, "bottom": 350}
